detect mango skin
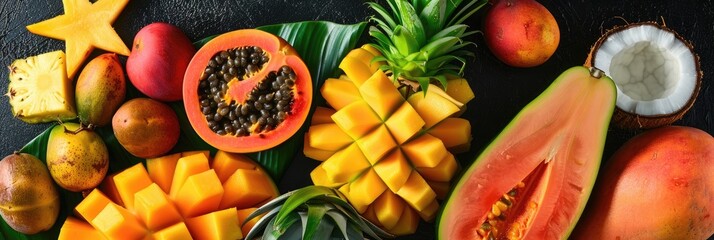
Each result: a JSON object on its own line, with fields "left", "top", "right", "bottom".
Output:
{"left": 47, "top": 123, "right": 109, "bottom": 192}
{"left": 112, "top": 98, "right": 180, "bottom": 158}
{"left": 572, "top": 126, "right": 714, "bottom": 240}
{"left": 0, "top": 153, "right": 60, "bottom": 234}
{"left": 483, "top": 0, "right": 560, "bottom": 68}
{"left": 76, "top": 53, "right": 126, "bottom": 126}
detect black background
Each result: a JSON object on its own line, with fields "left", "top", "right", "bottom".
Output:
{"left": 0, "top": 0, "right": 712, "bottom": 239}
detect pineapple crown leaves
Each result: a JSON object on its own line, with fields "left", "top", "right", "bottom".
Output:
{"left": 367, "top": 0, "right": 486, "bottom": 92}
{"left": 244, "top": 186, "right": 394, "bottom": 240}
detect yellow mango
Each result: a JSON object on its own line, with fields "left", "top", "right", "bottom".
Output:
{"left": 346, "top": 48, "right": 381, "bottom": 73}
{"left": 303, "top": 135, "right": 336, "bottom": 161}
{"left": 310, "top": 107, "right": 336, "bottom": 125}
{"left": 426, "top": 180, "right": 451, "bottom": 200}
{"left": 134, "top": 183, "right": 182, "bottom": 231}
{"left": 418, "top": 199, "right": 440, "bottom": 222}
{"left": 389, "top": 205, "right": 419, "bottom": 236}
{"left": 74, "top": 189, "right": 112, "bottom": 223}
{"left": 331, "top": 100, "right": 382, "bottom": 139}
{"left": 339, "top": 56, "right": 373, "bottom": 86}
{"left": 59, "top": 217, "right": 106, "bottom": 240}
{"left": 372, "top": 150, "right": 412, "bottom": 192}
{"left": 152, "top": 222, "right": 192, "bottom": 240}
{"left": 99, "top": 172, "right": 123, "bottom": 206}
{"left": 356, "top": 125, "right": 397, "bottom": 165}
{"left": 174, "top": 170, "right": 224, "bottom": 218}
{"left": 169, "top": 153, "right": 210, "bottom": 198}
{"left": 92, "top": 203, "right": 147, "bottom": 240}
{"left": 396, "top": 171, "right": 436, "bottom": 212}
{"left": 416, "top": 153, "right": 459, "bottom": 182}
{"left": 427, "top": 118, "right": 472, "bottom": 153}
{"left": 185, "top": 207, "right": 242, "bottom": 240}
{"left": 321, "top": 78, "right": 362, "bottom": 110}
{"left": 373, "top": 190, "right": 404, "bottom": 230}
{"left": 338, "top": 184, "right": 368, "bottom": 214}
{"left": 322, "top": 143, "right": 371, "bottom": 183}
{"left": 307, "top": 123, "right": 354, "bottom": 151}
{"left": 401, "top": 134, "right": 448, "bottom": 168}
{"left": 407, "top": 87, "right": 461, "bottom": 128}
{"left": 113, "top": 163, "right": 153, "bottom": 211}
{"left": 237, "top": 207, "right": 262, "bottom": 235}
{"left": 146, "top": 152, "right": 181, "bottom": 193}
{"left": 211, "top": 151, "right": 256, "bottom": 183}
{"left": 310, "top": 164, "right": 347, "bottom": 188}
{"left": 219, "top": 168, "right": 278, "bottom": 209}
{"left": 385, "top": 103, "right": 425, "bottom": 144}
{"left": 359, "top": 70, "right": 404, "bottom": 120}
{"left": 361, "top": 44, "right": 383, "bottom": 57}
{"left": 445, "top": 77, "right": 475, "bottom": 105}
{"left": 348, "top": 169, "right": 387, "bottom": 208}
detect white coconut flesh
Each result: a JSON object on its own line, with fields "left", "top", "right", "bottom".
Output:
{"left": 592, "top": 24, "right": 698, "bottom": 116}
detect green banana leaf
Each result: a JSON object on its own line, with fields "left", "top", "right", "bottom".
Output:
{"left": 2, "top": 21, "right": 366, "bottom": 240}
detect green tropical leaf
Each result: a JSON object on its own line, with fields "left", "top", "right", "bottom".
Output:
{"left": 7, "top": 20, "right": 366, "bottom": 240}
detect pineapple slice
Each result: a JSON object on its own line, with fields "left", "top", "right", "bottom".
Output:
{"left": 6, "top": 50, "right": 76, "bottom": 123}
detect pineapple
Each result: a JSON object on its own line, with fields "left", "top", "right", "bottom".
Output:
{"left": 244, "top": 186, "right": 393, "bottom": 240}
{"left": 6, "top": 50, "right": 77, "bottom": 124}
{"left": 367, "top": 0, "right": 486, "bottom": 92}
{"left": 304, "top": 0, "right": 485, "bottom": 236}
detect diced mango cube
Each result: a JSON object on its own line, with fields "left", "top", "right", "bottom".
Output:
{"left": 321, "top": 78, "right": 362, "bottom": 110}
{"left": 388, "top": 205, "right": 419, "bottom": 236}
{"left": 396, "top": 171, "right": 437, "bottom": 212}
{"left": 219, "top": 168, "right": 277, "bottom": 209}
{"left": 311, "top": 163, "right": 347, "bottom": 188}
{"left": 99, "top": 172, "right": 124, "bottom": 206}
{"left": 407, "top": 88, "right": 460, "bottom": 128}
{"left": 372, "top": 150, "right": 412, "bottom": 193}
{"left": 236, "top": 207, "right": 262, "bottom": 235}
{"left": 174, "top": 170, "right": 224, "bottom": 218}
{"left": 92, "top": 203, "right": 147, "bottom": 240}
{"left": 74, "top": 189, "right": 112, "bottom": 223}
{"left": 134, "top": 183, "right": 182, "bottom": 231}
{"left": 373, "top": 190, "right": 404, "bottom": 230}
{"left": 345, "top": 48, "right": 380, "bottom": 72}
{"left": 321, "top": 143, "right": 371, "bottom": 183}
{"left": 348, "top": 169, "right": 387, "bottom": 208}
{"left": 113, "top": 163, "right": 153, "bottom": 211}
{"left": 211, "top": 151, "right": 256, "bottom": 183}
{"left": 59, "top": 217, "right": 106, "bottom": 240}
{"left": 339, "top": 56, "right": 373, "bottom": 86}
{"left": 359, "top": 70, "right": 404, "bottom": 120}
{"left": 428, "top": 117, "right": 472, "bottom": 153}
{"left": 147, "top": 152, "right": 181, "bottom": 193}
{"left": 185, "top": 208, "right": 242, "bottom": 240}
{"left": 310, "top": 107, "right": 336, "bottom": 125}
{"left": 385, "top": 103, "right": 425, "bottom": 144}
{"left": 152, "top": 222, "right": 192, "bottom": 240}
{"left": 418, "top": 199, "right": 440, "bottom": 222}
{"left": 307, "top": 123, "right": 354, "bottom": 151}
{"left": 445, "top": 77, "right": 475, "bottom": 105}
{"left": 170, "top": 153, "right": 210, "bottom": 198}
{"left": 416, "top": 153, "right": 459, "bottom": 182}
{"left": 331, "top": 100, "right": 382, "bottom": 139}
{"left": 401, "top": 134, "right": 448, "bottom": 168}
{"left": 356, "top": 125, "right": 397, "bottom": 165}
{"left": 426, "top": 180, "right": 451, "bottom": 200}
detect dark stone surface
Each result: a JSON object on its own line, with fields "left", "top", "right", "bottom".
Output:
{"left": 0, "top": 0, "right": 712, "bottom": 239}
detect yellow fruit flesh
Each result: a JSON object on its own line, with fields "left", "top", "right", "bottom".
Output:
{"left": 321, "top": 77, "right": 363, "bottom": 110}
{"left": 26, "top": 0, "right": 131, "bottom": 78}
{"left": 113, "top": 163, "right": 153, "bottom": 211}
{"left": 66, "top": 150, "right": 277, "bottom": 240}
{"left": 59, "top": 217, "right": 106, "bottom": 240}
{"left": 307, "top": 123, "right": 354, "bottom": 151}
{"left": 306, "top": 46, "right": 473, "bottom": 235}
{"left": 7, "top": 50, "right": 76, "bottom": 124}
{"left": 427, "top": 118, "right": 472, "bottom": 153}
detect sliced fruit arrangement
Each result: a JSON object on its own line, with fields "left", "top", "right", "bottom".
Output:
{"left": 305, "top": 44, "right": 474, "bottom": 235}
{"left": 586, "top": 22, "right": 702, "bottom": 129}
{"left": 6, "top": 50, "right": 77, "bottom": 124}
{"left": 572, "top": 126, "right": 714, "bottom": 239}
{"left": 183, "top": 29, "right": 312, "bottom": 153}
{"left": 58, "top": 150, "right": 279, "bottom": 239}
{"left": 244, "top": 186, "right": 393, "bottom": 239}
{"left": 26, "top": 0, "right": 131, "bottom": 79}
{"left": 438, "top": 67, "right": 617, "bottom": 239}
{"left": 303, "top": 0, "right": 484, "bottom": 235}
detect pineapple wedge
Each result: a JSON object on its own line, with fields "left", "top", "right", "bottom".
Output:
{"left": 7, "top": 50, "right": 76, "bottom": 123}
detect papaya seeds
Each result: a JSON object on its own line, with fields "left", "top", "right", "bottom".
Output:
{"left": 183, "top": 29, "right": 312, "bottom": 153}
{"left": 76, "top": 53, "right": 126, "bottom": 126}
{"left": 0, "top": 153, "right": 60, "bottom": 234}
{"left": 46, "top": 123, "right": 109, "bottom": 192}
{"left": 112, "top": 98, "right": 180, "bottom": 158}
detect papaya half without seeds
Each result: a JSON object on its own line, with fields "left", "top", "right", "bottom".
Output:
{"left": 183, "top": 29, "right": 312, "bottom": 153}
{"left": 438, "top": 66, "right": 617, "bottom": 240}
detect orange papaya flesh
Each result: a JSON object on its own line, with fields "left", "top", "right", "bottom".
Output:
{"left": 438, "top": 67, "right": 616, "bottom": 240}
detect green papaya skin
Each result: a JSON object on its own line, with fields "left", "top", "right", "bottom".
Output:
{"left": 75, "top": 53, "right": 126, "bottom": 126}
{"left": 437, "top": 66, "right": 617, "bottom": 240}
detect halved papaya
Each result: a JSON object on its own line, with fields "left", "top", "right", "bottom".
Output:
{"left": 437, "top": 67, "right": 617, "bottom": 239}
{"left": 183, "top": 29, "right": 312, "bottom": 153}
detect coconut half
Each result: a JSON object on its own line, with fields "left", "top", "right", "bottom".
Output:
{"left": 586, "top": 22, "right": 702, "bottom": 129}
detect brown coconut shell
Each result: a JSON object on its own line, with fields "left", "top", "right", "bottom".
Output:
{"left": 585, "top": 21, "right": 703, "bottom": 129}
